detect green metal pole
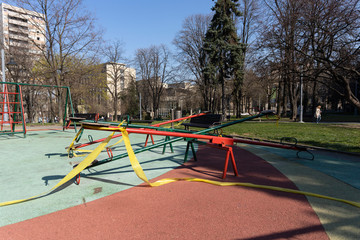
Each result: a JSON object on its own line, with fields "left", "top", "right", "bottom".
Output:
{"left": 19, "top": 85, "right": 26, "bottom": 137}
{"left": 86, "top": 110, "right": 274, "bottom": 169}
{"left": 12, "top": 84, "right": 19, "bottom": 132}
{"left": 64, "top": 87, "right": 77, "bottom": 132}
{"left": 81, "top": 119, "right": 200, "bottom": 134}
{"left": 63, "top": 88, "right": 69, "bottom": 130}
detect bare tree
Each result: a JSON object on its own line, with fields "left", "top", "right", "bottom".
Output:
{"left": 295, "top": 0, "right": 360, "bottom": 111}
{"left": 258, "top": 0, "right": 360, "bottom": 117}
{"left": 135, "top": 45, "right": 173, "bottom": 118}
{"left": 14, "top": 0, "right": 103, "bottom": 122}
{"left": 260, "top": 0, "right": 305, "bottom": 119}
{"left": 101, "top": 40, "right": 128, "bottom": 120}
{"left": 234, "top": 0, "right": 260, "bottom": 117}
{"left": 66, "top": 59, "right": 108, "bottom": 115}
{"left": 173, "top": 14, "right": 214, "bottom": 110}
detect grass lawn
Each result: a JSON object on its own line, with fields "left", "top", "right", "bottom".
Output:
{"left": 146, "top": 117, "right": 360, "bottom": 153}
{"left": 221, "top": 121, "right": 360, "bottom": 153}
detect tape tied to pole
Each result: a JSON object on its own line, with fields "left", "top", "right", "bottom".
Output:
{"left": 1, "top": 126, "right": 359, "bottom": 210}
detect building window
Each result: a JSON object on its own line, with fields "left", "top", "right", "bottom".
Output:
{"left": 120, "top": 77, "right": 125, "bottom": 90}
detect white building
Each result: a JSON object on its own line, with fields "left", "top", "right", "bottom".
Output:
{"left": 0, "top": 3, "right": 45, "bottom": 56}
{"left": 103, "top": 62, "right": 136, "bottom": 117}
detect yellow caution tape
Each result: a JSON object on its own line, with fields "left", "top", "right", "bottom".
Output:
{"left": 1, "top": 127, "right": 360, "bottom": 210}
{"left": 119, "top": 127, "right": 360, "bottom": 208}
{"left": 174, "top": 118, "right": 187, "bottom": 128}
{"left": 0, "top": 131, "right": 115, "bottom": 207}
{"left": 72, "top": 149, "right": 93, "bottom": 158}
{"left": 159, "top": 119, "right": 188, "bottom": 129}
{"left": 106, "top": 137, "right": 124, "bottom": 149}
{"left": 276, "top": 115, "right": 280, "bottom": 127}
{"left": 106, "top": 121, "right": 126, "bottom": 149}
{"left": 67, "top": 127, "right": 84, "bottom": 154}
{"left": 128, "top": 134, "right": 360, "bottom": 208}
{"left": 149, "top": 178, "right": 360, "bottom": 208}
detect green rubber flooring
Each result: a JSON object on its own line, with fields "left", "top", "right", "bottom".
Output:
{"left": 0, "top": 128, "right": 194, "bottom": 227}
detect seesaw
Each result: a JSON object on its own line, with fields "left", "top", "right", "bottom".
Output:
{"left": 69, "top": 110, "right": 276, "bottom": 182}
{"left": 68, "top": 112, "right": 210, "bottom": 150}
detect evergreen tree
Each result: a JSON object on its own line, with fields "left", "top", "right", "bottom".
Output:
{"left": 121, "top": 80, "right": 139, "bottom": 117}
{"left": 202, "top": 0, "right": 243, "bottom": 117}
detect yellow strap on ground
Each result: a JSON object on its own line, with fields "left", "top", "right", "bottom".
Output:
{"left": 117, "top": 127, "right": 360, "bottom": 209}
{"left": 0, "top": 132, "right": 115, "bottom": 207}
{"left": 2, "top": 127, "right": 359, "bottom": 210}
{"left": 149, "top": 178, "right": 360, "bottom": 208}
{"left": 72, "top": 149, "right": 93, "bottom": 158}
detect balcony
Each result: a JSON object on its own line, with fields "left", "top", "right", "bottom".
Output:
{"left": 8, "top": 18, "right": 28, "bottom": 27}
{"left": 8, "top": 33, "right": 28, "bottom": 42}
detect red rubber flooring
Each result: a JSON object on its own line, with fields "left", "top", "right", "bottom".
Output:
{"left": 0, "top": 145, "right": 329, "bottom": 240}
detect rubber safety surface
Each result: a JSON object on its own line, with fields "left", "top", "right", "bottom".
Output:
{"left": 1, "top": 129, "right": 359, "bottom": 239}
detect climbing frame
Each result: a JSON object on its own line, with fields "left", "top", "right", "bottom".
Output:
{"left": 0, "top": 83, "right": 26, "bottom": 136}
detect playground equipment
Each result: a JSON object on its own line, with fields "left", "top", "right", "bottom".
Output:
{"left": 0, "top": 83, "right": 26, "bottom": 136}
{"left": 0, "top": 82, "right": 76, "bottom": 136}
{"left": 68, "top": 112, "right": 209, "bottom": 150}
{"left": 63, "top": 113, "right": 99, "bottom": 131}
{"left": 3, "top": 110, "right": 360, "bottom": 210}
{"left": 232, "top": 136, "right": 315, "bottom": 160}
{"left": 67, "top": 110, "right": 276, "bottom": 182}
{"left": 67, "top": 109, "right": 317, "bottom": 184}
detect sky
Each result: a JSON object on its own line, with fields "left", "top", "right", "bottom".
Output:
{"left": 84, "top": 0, "right": 214, "bottom": 59}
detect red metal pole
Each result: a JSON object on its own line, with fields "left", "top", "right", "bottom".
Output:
{"left": 73, "top": 112, "right": 209, "bottom": 149}
{"left": 82, "top": 125, "right": 218, "bottom": 141}
{"left": 233, "top": 138, "right": 306, "bottom": 151}
{"left": 151, "top": 112, "right": 208, "bottom": 127}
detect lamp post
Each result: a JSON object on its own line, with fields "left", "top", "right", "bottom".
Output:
{"left": 355, "top": 80, "right": 358, "bottom": 116}
{"left": 139, "top": 93, "right": 142, "bottom": 120}
{"left": 299, "top": 66, "right": 304, "bottom": 123}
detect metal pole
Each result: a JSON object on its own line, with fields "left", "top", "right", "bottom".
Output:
{"left": 355, "top": 81, "right": 358, "bottom": 116}
{"left": 139, "top": 93, "right": 142, "bottom": 120}
{"left": 259, "top": 95, "right": 261, "bottom": 122}
{"left": 299, "top": 68, "right": 304, "bottom": 123}
{"left": 1, "top": 49, "right": 8, "bottom": 123}
{"left": 171, "top": 108, "right": 174, "bottom": 129}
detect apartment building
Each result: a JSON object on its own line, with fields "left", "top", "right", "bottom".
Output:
{"left": 104, "top": 62, "right": 136, "bottom": 90}
{"left": 103, "top": 62, "right": 136, "bottom": 118}
{"left": 0, "top": 3, "right": 45, "bottom": 56}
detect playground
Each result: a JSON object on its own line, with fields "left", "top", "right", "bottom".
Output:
{"left": 1, "top": 83, "right": 360, "bottom": 239}
{"left": 0, "top": 111, "right": 360, "bottom": 239}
